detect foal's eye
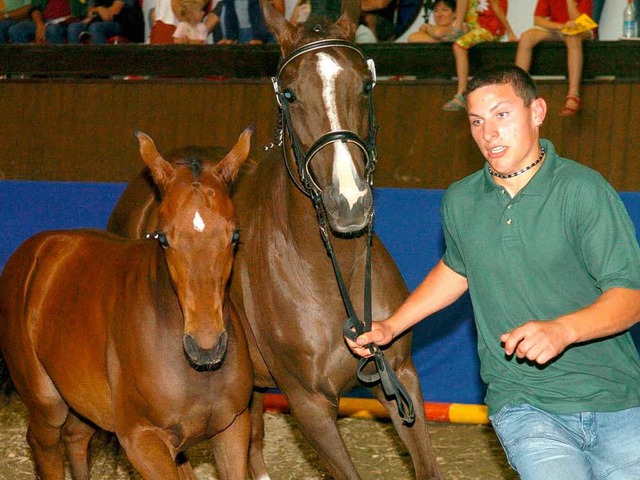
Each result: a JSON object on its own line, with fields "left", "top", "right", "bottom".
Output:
{"left": 282, "top": 89, "right": 296, "bottom": 103}
{"left": 146, "top": 230, "right": 170, "bottom": 248}
{"left": 157, "top": 232, "right": 170, "bottom": 249}
{"left": 232, "top": 229, "right": 240, "bottom": 245}
{"left": 363, "top": 80, "right": 374, "bottom": 95}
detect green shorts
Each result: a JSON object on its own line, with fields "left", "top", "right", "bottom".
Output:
{"left": 454, "top": 26, "right": 499, "bottom": 49}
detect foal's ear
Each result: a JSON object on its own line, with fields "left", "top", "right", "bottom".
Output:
{"left": 260, "top": 0, "right": 296, "bottom": 55}
{"left": 216, "top": 125, "right": 253, "bottom": 185}
{"left": 336, "top": 0, "right": 361, "bottom": 40}
{"left": 135, "top": 131, "right": 174, "bottom": 192}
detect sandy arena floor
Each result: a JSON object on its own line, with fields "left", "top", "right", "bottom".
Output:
{"left": 0, "top": 395, "right": 518, "bottom": 479}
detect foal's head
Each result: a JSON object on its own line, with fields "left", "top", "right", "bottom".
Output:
{"left": 137, "top": 127, "right": 252, "bottom": 369}
{"left": 263, "top": 0, "right": 377, "bottom": 234}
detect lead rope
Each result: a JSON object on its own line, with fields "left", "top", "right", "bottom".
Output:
{"left": 311, "top": 198, "right": 415, "bottom": 424}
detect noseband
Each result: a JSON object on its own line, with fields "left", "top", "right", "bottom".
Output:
{"left": 270, "top": 39, "right": 415, "bottom": 424}
{"left": 271, "top": 39, "right": 379, "bottom": 199}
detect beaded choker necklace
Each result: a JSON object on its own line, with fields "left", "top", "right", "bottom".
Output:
{"left": 488, "top": 148, "right": 546, "bottom": 179}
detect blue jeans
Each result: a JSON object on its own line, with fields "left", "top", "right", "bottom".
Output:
{"left": 0, "top": 19, "right": 17, "bottom": 43}
{"left": 67, "top": 21, "right": 120, "bottom": 44}
{"left": 490, "top": 404, "right": 640, "bottom": 480}
{"left": 8, "top": 20, "right": 67, "bottom": 44}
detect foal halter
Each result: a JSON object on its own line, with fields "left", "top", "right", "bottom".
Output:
{"left": 271, "top": 39, "right": 415, "bottom": 424}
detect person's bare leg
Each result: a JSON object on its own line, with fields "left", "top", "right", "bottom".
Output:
{"left": 453, "top": 42, "right": 469, "bottom": 96}
{"left": 564, "top": 34, "right": 585, "bottom": 98}
{"left": 515, "top": 28, "right": 554, "bottom": 72}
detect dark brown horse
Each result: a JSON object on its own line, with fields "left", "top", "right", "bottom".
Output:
{"left": 0, "top": 128, "right": 254, "bottom": 479}
{"left": 106, "top": 1, "right": 443, "bottom": 478}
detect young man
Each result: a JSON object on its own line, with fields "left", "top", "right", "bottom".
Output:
{"left": 347, "top": 66, "right": 640, "bottom": 479}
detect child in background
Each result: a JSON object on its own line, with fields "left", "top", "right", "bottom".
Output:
{"left": 173, "top": 0, "right": 207, "bottom": 43}
{"left": 409, "top": 0, "right": 459, "bottom": 43}
{"left": 515, "top": 0, "right": 593, "bottom": 116}
{"left": 442, "top": 0, "right": 516, "bottom": 111}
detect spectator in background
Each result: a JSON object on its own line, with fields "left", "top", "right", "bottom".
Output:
{"left": 442, "top": 0, "right": 516, "bottom": 111}
{"left": 173, "top": 0, "right": 207, "bottom": 43}
{"left": 288, "top": 0, "right": 310, "bottom": 26}
{"left": 217, "top": 0, "right": 273, "bottom": 44}
{"left": 408, "top": 0, "right": 458, "bottom": 43}
{"left": 149, "top": 0, "right": 217, "bottom": 44}
{"left": 67, "top": 0, "right": 144, "bottom": 44}
{"left": 149, "top": 0, "right": 180, "bottom": 43}
{"left": 360, "top": 0, "right": 397, "bottom": 41}
{"left": 515, "top": 0, "right": 593, "bottom": 116}
{"left": 355, "top": 12, "right": 395, "bottom": 41}
{"left": 8, "top": 0, "right": 87, "bottom": 43}
{"left": 0, "top": 0, "right": 31, "bottom": 42}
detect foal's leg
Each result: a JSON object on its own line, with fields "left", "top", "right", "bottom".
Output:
{"left": 248, "top": 390, "right": 271, "bottom": 480}
{"left": 62, "top": 412, "right": 96, "bottom": 480}
{"left": 4, "top": 355, "right": 69, "bottom": 479}
{"left": 117, "top": 427, "right": 183, "bottom": 480}
{"left": 371, "top": 355, "right": 444, "bottom": 480}
{"left": 210, "top": 408, "right": 251, "bottom": 480}
{"left": 282, "top": 387, "right": 361, "bottom": 480}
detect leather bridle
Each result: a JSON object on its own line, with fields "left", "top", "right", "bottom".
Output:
{"left": 270, "top": 38, "right": 416, "bottom": 424}
{"left": 271, "top": 38, "right": 379, "bottom": 200}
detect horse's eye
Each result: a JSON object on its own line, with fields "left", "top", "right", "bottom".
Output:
{"left": 232, "top": 229, "right": 240, "bottom": 245}
{"left": 282, "top": 89, "right": 296, "bottom": 103}
{"left": 146, "top": 231, "right": 170, "bottom": 248}
{"left": 363, "top": 80, "right": 374, "bottom": 95}
{"left": 157, "top": 232, "right": 170, "bottom": 248}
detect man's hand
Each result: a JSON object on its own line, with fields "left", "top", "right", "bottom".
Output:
{"left": 500, "top": 320, "right": 574, "bottom": 365}
{"left": 344, "top": 320, "right": 394, "bottom": 358}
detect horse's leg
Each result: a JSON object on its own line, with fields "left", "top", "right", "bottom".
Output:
{"left": 62, "top": 411, "right": 96, "bottom": 480}
{"left": 176, "top": 453, "right": 198, "bottom": 480}
{"left": 117, "top": 428, "right": 183, "bottom": 480}
{"left": 209, "top": 408, "right": 251, "bottom": 480}
{"left": 370, "top": 356, "right": 444, "bottom": 480}
{"left": 248, "top": 390, "right": 271, "bottom": 480}
{"left": 283, "top": 388, "right": 362, "bottom": 480}
{"left": 3, "top": 353, "right": 69, "bottom": 479}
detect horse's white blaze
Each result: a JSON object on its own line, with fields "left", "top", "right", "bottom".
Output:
{"left": 316, "top": 53, "right": 366, "bottom": 209}
{"left": 193, "top": 211, "right": 205, "bottom": 232}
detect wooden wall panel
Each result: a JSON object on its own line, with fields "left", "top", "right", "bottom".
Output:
{"left": 1, "top": 78, "right": 639, "bottom": 191}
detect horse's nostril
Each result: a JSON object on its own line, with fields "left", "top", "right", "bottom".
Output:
{"left": 183, "top": 331, "right": 228, "bottom": 369}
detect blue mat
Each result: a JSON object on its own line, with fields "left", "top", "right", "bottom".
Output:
{"left": 1, "top": 181, "right": 639, "bottom": 404}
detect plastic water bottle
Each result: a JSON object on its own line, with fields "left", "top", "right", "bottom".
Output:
{"left": 623, "top": 0, "right": 638, "bottom": 38}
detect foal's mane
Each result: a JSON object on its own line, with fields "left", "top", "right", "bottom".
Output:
{"left": 175, "top": 157, "right": 204, "bottom": 181}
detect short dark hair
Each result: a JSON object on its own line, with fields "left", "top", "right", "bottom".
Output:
{"left": 428, "top": 0, "right": 456, "bottom": 12}
{"left": 465, "top": 65, "right": 539, "bottom": 106}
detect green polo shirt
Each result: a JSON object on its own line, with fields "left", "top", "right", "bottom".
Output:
{"left": 442, "top": 139, "right": 640, "bottom": 416}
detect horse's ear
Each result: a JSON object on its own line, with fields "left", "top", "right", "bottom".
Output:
{"left": 335, "top": 0, "right": 361, "bottom": 40}
{"left": 135, "top": 131, "right": 174, "bottom": 192}
{"left": 216, "top": 125, "right": 253, "bottom": 185}
{"left": 261, "top": 0, "right": 296, "bottom": 55}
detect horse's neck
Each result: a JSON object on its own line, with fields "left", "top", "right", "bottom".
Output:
{"left": 283, "top": 168, "right": 369, "bottom": 280}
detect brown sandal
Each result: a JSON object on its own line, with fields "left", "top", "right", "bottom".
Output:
{"left": 559, "top": 95, "right": 581, "bottom": 116}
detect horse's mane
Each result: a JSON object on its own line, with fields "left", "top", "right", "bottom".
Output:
{"left": 175, "top": 157, "right": 204, "bottom": 180}
{"left": 294, "top": 16, "right": 351, "bottom": 44}
{"left": 164, "top": 145, "right": 259, "bottom": 195}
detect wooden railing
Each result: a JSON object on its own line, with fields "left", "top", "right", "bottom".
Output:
{"left": 1, "top": 41, "right": 639, "bottom": 191}
{"left": 1, "top": 41, "right": 639, "bottom": 79}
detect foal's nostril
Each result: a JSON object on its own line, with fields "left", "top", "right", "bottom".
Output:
{"left": 182, "top": 331, "right": 228, "bottom": 369}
